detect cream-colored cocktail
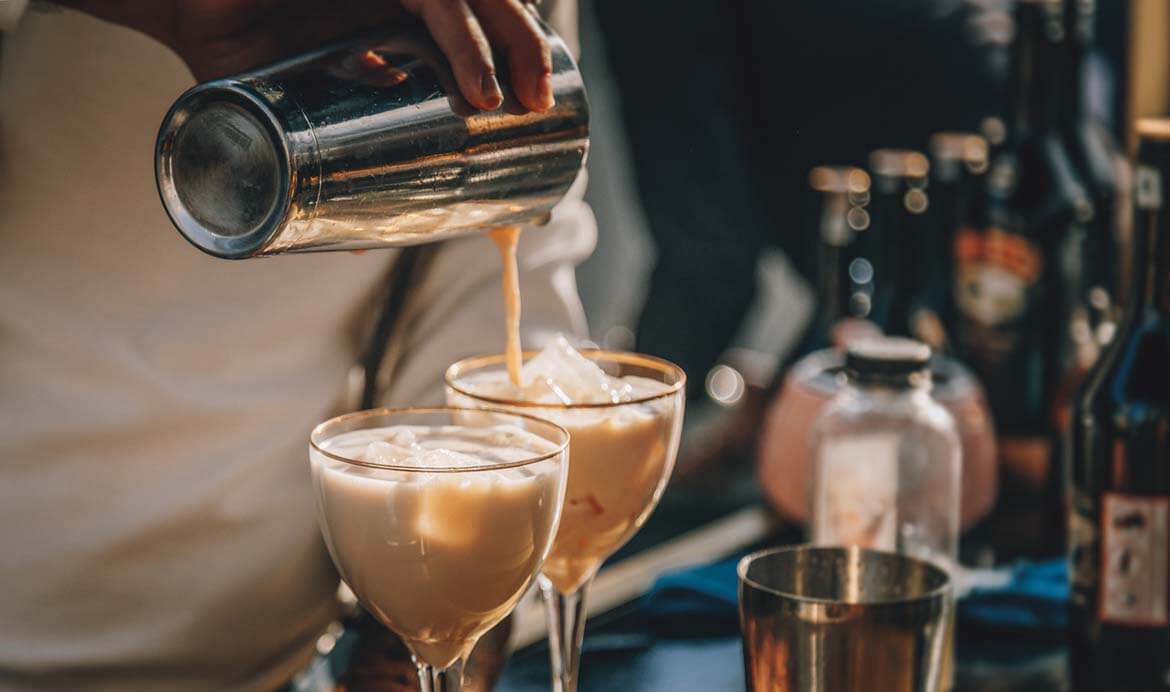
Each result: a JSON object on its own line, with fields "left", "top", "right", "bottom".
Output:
{"left": 310, "top": 409, "right": 569, "bottom": 689}
{"left": 445, "top": 337, "right": 685, "bottom": 692}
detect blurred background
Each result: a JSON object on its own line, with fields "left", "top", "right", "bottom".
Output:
{"left": 568, "top": 0, "right": 1148, "bottom": 557}
{"left": 577, "top": 0, "right": 1125, "bottom": 401}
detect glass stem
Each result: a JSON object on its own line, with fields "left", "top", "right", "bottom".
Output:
{"left": 414, "top": 656, "right": 465, "bottom": 692}
{"left": 540, "top": 575, "right": 591, "bottom": 692}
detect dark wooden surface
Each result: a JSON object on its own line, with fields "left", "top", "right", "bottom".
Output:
{"left": 496, "top": 621, "right": 1069, "bottom": 692}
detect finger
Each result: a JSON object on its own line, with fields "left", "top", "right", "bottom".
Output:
{"left": 469, "top": 0, "right": 553, "bottom": 111}
{"left": 402, "top": 0, "right": 503, "bottom": 110}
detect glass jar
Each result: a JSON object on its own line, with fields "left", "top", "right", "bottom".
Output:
{"left": 759, "top": 348, "right": 996, "bottom": 531}
{"left": 809, "top": 338, "right": 962, "bottom": 569}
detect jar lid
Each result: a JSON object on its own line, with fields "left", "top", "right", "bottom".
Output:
{"left": 845, "top": 337, "right": 931, "bottom": 379}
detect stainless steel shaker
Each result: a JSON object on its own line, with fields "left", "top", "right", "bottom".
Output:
{"left": 738, "top": 546, "right": 952, "bottom": 692}
{"left": 155, "top": 21, "right": 589, "bottom": 259}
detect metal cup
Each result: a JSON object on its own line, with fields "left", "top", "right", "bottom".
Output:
{"left": 737, "top": 545, "right": 952, "bottom": 692}
{"left": 155, "top": 20, "right": 589, "bottom": 258}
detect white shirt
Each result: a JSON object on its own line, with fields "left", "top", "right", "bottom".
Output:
{"left": 0, "top": 6, "right": 593, "bottom": 690}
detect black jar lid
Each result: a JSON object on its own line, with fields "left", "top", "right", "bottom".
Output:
{"left": 845, "top": 337, "right": 932, "bottom": 383}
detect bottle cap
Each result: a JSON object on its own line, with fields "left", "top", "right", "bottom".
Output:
{"left": 845, "top": 337, "right": 932, "bottom": 380}
{"left": 1137, "top": 118, "right": 1170, "bottom": 142}
{"left": 809, "top": 166, "right": 871, "bottom": 194}
{"left": 929, "top": 132, "right": 989, "bottom": 175}
{"left": 868, "top": 149, "right": 929, "bottom": 180}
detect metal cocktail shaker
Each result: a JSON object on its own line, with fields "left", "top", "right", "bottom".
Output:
{"left": 155, "top": 21, "right": 589, "bottom": 259}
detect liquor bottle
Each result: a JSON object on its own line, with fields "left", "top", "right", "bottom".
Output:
{"left": 865, "top": 149, "right": 931, "bottom": 338}
{"left": 784, "top": 166, "right": 879, "bottom": 360}
{"left": 1067, "top": 118, "right": 1170, "bottom": 692}
{"left": 928, "top": 132, "right": 990, "bottom": 352}
{"left": 952, "top": 0, "right": 1092, "bottom": 484}
{"left": 758, "top": 166, "right": 878, "bottom": 419}
{"left": 1048, "top": 0, "right": 1122, "bottom": 447}
{"left": 1063, "top": 0, "right": 1123, "bottom": 346}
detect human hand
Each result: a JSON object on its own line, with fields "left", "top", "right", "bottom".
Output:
{"left": 59, "top": 0, "right": 553, "bottom": 112}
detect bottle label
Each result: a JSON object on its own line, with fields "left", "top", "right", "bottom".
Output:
{"left": 1099, "top": 493, "right": 1170, "bottom": 626}
{"left": 953, "top": 227, "right": 1044, "bottom": 363}
{"left": 812, "top": 434, "right": 899, "bottom": 552}
{"left": 1135, "top": 165, "right": 1162, "bottom": 210}
{"left": 954, "top": 227, "right": 1044, "bottom": 322}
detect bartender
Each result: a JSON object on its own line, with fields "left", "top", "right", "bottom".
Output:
{"left": 0, "top": 1, "right": 593, "bottom": 689}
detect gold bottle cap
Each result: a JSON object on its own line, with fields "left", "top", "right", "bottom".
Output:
{"left": 930, "top": 132, "right": 989, "bottom": 165}
{"left": 980, "top": 116, "right": 1007, "bottom": 147}
{"left": 1136, "top": 118, "right": 1170, "bottom": 142}
{"left": 809, "top": 166, "right": 871, "bottom": 194}
{"left": 868, "top": 149, "right": 930, "bottom": 179}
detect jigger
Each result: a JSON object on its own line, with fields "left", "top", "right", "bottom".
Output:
{"left": 738, "top": 546, "right": 952, "bottom": 692}
{"left": 155, "top": 20, "right": 589, "bottom": 259}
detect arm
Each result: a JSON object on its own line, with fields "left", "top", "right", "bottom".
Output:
{"left": 0, "top": 0, "right": 28, "bottom": 33}
{"left": 53, "top": 0, "right": 553, "bottom": 112}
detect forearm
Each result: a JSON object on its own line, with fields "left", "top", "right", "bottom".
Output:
{"left": 52, "top": 1, "right": 177, "bottom": 46}
{"left": 49, "top": 0, "right": 552, "bottom": 109}
{"left": 1, "top": 0, "right": 28, "bottom": 32}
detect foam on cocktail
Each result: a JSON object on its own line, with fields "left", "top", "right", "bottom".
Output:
{"left": 311, "top": 424, "right": 562, "bottom": 667}
{"left": 464, "top": 334, "right": 663, "bottom": 406}
{"left": 449, "top": 337, "right": 680, "bottom": 593}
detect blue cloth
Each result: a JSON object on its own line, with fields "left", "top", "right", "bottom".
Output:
{"left": 643, "top": 556, "right": 742, "bottom": 625}
{"left": 642, "top": 556, "right": 1069, "bottom": 633}
{"left": 959, "top": 559, "right": 1068, "bottom": 632}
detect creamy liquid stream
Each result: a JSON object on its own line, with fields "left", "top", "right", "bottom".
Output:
{"left": 487, "top": 226, "right": 523, "bottom": 385}
{"left": 478, "top": 226, "right": 681, "bottom": 593}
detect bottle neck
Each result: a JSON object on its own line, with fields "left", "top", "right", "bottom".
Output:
{"left": 957, "top": 167, "right": 988, "bottom": 230}
{"left": 870, "top": 179, "right": 904, "bottom": 243}
{"left": 1013, "top": 2, "right": 1067, "bottom": 136}
{"left": 1129, "top": 160, "right": 1170, "bottom": 319}
{"left": 1065, "top": 0, "right": 1093, "bottom": 123}
{"left": 815, "top": 191, "right": 855, "bottom": 322}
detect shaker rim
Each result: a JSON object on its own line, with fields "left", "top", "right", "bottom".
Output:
{"left": 736, "top": 545, "right": 952, "bottom": 606}
{"left": 155, "top": 81, "right": 298, "bottom": 259}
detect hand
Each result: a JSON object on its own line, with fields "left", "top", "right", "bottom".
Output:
{"left": 59, "top": 0, "right": 553, "bottom": 112}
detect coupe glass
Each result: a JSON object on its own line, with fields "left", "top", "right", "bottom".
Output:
{"left": 445, "top": 352, "right": 686, "bottom": 692}
{"left": 310, "top": 407, "right": 569, "bottom": 692}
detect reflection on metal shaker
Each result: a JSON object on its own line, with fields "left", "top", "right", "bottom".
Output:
{"left": 155, "top": 21, "right": 589, "bottom": 259}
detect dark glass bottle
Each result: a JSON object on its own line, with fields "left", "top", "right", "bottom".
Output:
{"left": 952, "top": 0, "right": 1092, "bottom": 480}
{"left": 1047, "top": 0, "right": 1125, "bottom": 557}
{"left": 929, "top": 132, "right": 990, "bottom": 353}
{"left": 1064, "top": 0, "right": 1123, "bottom": 344}
{"left": 1067, "top": 118, "right": 1170, "bottom": 692}
{"left": 865, "top": 149, "right": 932, "bottom": 338}
{"left": 787, "top": 166, "right": 876, "bottom": 358}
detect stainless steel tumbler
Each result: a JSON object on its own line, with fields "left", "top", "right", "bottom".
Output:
{"left": 738, "top": 546, "right": 952, "bottom": 692}
{"left": 155, "top": 21, "right": 589, "bottom": 259}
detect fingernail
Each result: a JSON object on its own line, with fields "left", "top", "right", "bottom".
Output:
{"left": 481, "top": 72, "right": 503, "bottom": 109}
{"left": 536, "top": 75, "right": 554, "bottom": 111}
